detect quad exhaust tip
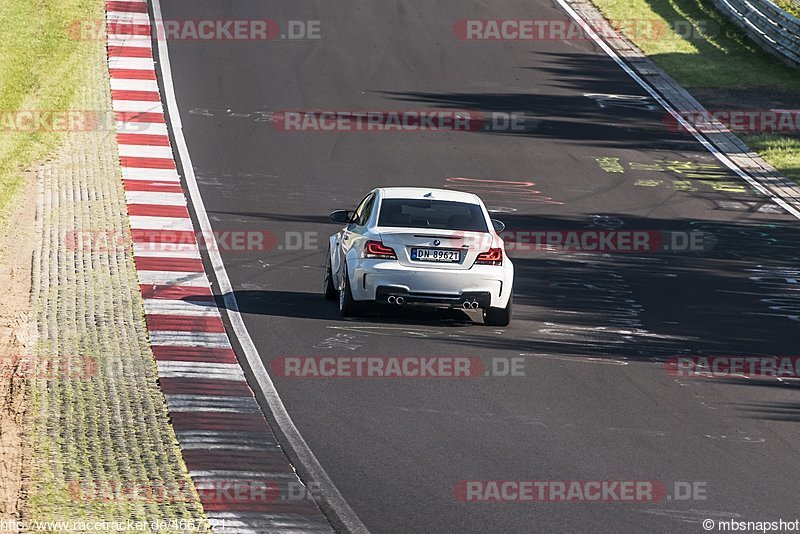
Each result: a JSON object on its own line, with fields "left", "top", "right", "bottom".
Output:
{"left": 387, "top": 296, "right": 404, "bottom": 305}
{"left": 462, "top": 300, "right": 479, "bottom": 309}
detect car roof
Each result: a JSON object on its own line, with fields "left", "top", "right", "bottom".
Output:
{"left": 377, "top": 187, "right": 480, "bottom": 204}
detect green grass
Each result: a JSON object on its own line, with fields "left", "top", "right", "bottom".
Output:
{"left": 590, "top": 0, "right": 800, "bottom": 183}
{"left": 593, "top": 0, "right": 800, "bottom": 88}
{"left": 771, "top": 0, "right": 800, "bottom": 18}
{"left": 0, "top": 0, "right": 101, "bottom": 224}
{"left": 744, "top": 133, "right": 800, "bottom": 182}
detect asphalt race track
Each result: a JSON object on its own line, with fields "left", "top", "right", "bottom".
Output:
{"left": 157, "top": 1, "right": 800, "bottom": 532}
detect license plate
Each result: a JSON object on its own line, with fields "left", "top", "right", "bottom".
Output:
{"left": 411, "top": 248, "right": 460, "bottom": 262}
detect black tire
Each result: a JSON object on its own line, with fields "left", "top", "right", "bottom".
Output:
{"left": 323, "top": 252, "right": 338, "bottom": 300}
{"left": 484, "top": 295, "right": 512, "bottom": 326}
{"left": 339, "top": 268, "right": 366, "bottom": 317}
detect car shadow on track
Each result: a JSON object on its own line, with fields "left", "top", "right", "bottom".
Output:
{"left": 216, "top": 289, "right": 481, "bottom": 327}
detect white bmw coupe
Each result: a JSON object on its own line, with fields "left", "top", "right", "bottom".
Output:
{"left": 324, "top": 187, "right": 513, "bottom": 326}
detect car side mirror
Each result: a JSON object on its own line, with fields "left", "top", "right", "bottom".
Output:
{"left": 491, "top": 219, "right": 505, "bottom": 232}
{"left": 330, "top": 210, "right": 355, "bottom": 224}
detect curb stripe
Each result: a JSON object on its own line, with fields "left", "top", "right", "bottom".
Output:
{"left": 144, "top": 299, "right": 220, "bottom": 316}
{"left": 108, "top": 56, "right": 155, "bottom": 70}
{"left": 113, "top": 100, "right": 164, "bottom": 113}
{"left": 125, "top": 190, "right": 186, "bottom": 204}
{"left": 150, "top": 332, "right": 230, "bottom": 348}
{"left": 136, "top": 270, "right": 210, "bottom": 287}
{"left": 117, "top": 132, "right": 170, "bottom": 145}
{"left": 131, "top": 228, "right": 195, "bottom": 241}
{"left": 107, "top": 2, "right": 149, "bottom": 13}
{"left": 154, "top": 347, "right": 239, "bottom": 363}
{"left": 110, "top": 68, "right": 157, "bottom": 79}
{"left": 117, "top": 121, "right": 169, "bottom": 136}
{"left": 170, "top": 413, "right": 270, "bottom": 432}
{"left": 113, "top": 89, "right": 160, "bottom": 101}
{"left": 145, "top": 314, "right": 226, "bottom": 332}
{"left": 160, "top": 378, "right": 252, "bottom": 395}
{"left": 141, "top": 284, "right": 214, "bottom": 300}
{"left": 134, "top": 256, "right": 204, "bottom": 272}
{"left": 128, "top": 203, "right": 188, "bottom": 217}
{"left": 106, "top": 1, "right": 338, "bottom": 531}
{"left": 120, "top": 156, "right": 176, "bottom": 169}
{"left": 118, "top": 145, "right": 175, "bottom": 159}
{"left": 107, "top": 23, "right": 152, "bottom": 37}
{"left": 110, "top": 78, "right": 159, "bottom": 91}
{"left": 115, "top": 111, "right": 166, "bottom": 123}
{"left": 124, "top": 180, "right": 183, "bottom": 192}
{"left": 129, "top": 215, "right": 194, "bottom": 230}
{"left": 108, "top": 46, "right": 153, "bottom": 57}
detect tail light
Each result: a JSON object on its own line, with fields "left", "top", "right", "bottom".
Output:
{"left": 475, "top": 248, "right": 503, "bottom": 265}
{"left": 364, "top": 240, "right": 397, "bottom": 259}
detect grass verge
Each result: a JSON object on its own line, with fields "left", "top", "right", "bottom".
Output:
{"left": 589, "top": 0, "right": 800, "bottom": 184}
{"left": 771, "top": 0, "right": 800, "bottom": 18}
{"left": 0, "top": 0, "right": 99, "bottom": 225}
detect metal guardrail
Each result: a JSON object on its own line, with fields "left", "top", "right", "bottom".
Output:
{"left": 711, "top": 0, "right": 800, "bottom": 66}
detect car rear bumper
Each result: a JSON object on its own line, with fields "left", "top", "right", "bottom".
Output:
{"left": 350, "top": 259, "right": 513, "bottom": 308}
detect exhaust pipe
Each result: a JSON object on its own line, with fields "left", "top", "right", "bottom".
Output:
{"left": 395, "top": 296, "right": 405, "bottom": 305}
{"left": 462, "top": 301, "right": 471, "bottom": 309}
{"left": 387, "top": 296, "right": 396, "bottom": 304}
{"left": 470, "top": 301, "right": 479, "bottom": 309}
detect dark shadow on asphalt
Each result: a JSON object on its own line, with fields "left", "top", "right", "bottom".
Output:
{"left": 736, "top": 402, "right": 800, "bottom": 422}
{"left": 205, "top": 211, "right": 336, "bottom": 226}
{"left": 220, "top": 289, "right": 479, "bottom": 326}
{"left": 376, "top": 53, "right": 704, "bottom": 151}
{"left": 210, "top": 213, "right": 800, "bottom": 385}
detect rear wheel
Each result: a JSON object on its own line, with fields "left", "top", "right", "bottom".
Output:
{"left": 323, "top": 251, "right": 338, "bottom": 300}
{"left": 484, "top": 295, "right": 512, "bottom": 326}
{"left": 339, "top": 267, "right": 366, "bottom": 317}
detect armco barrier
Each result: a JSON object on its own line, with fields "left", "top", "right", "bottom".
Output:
{"left": 711, "top": 0, "right": 800, "bottom": 66}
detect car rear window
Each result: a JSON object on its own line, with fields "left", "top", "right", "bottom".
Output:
{"left": 377, "top": 199, "right": 488, "bottom": 231}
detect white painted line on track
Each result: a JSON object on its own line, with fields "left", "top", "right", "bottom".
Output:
{"left": 149, "top": 0, "right": 369, "bottom": 531}
{"left": 554, "top": 0, "right": 800, "bottom": 220}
